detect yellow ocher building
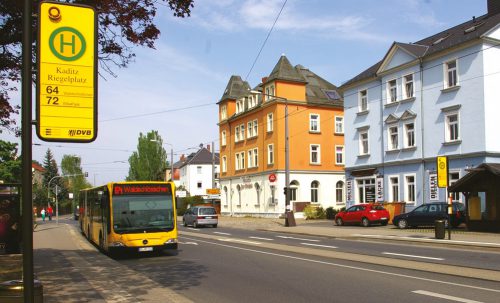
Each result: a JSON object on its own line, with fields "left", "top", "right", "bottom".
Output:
{"left": 218, "top": 56, "right": 345, "bottom": 216}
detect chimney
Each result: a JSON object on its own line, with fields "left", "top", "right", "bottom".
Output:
{"left": 261, "top": 77, "right": 268, "bottom": 84}
{"left": 207, "top": 144, "right": 210, "bottom": 152}
{"left": 180, "top": 154, "right": 185, "bottom": 161}
{"left": 488, "top": 0, "right": 500, "bottom": 15}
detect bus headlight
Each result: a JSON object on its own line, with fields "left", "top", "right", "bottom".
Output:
{"left": 164, "top": 238, "right": 178, "bottom": 245}
{"left": 109, "top": 241, "right": 126, "bottom": 247}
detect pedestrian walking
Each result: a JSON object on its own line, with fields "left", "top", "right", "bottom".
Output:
{"left": 47, "top": 205, "right": 53, "bottom": 221}
{"left": 41, "top": 208, "right": 46, "bottom": 221}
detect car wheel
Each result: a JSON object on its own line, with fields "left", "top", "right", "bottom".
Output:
{"left": 336, "top": 218, "right": 343, "bottom": 226}
{"left": 381, "top": 221, "right": 388, "bottom": 226}
{"left": 183, "top": 219, "right": 187, "bottom": 227}
{"left": 193, "top": 221, "right": 198, "bottom": 228}
{"left": 398, "top": 219, "right": 408, "bottom": 229}
{"left": 361, "top": 217, "right": 370, "bottom": 227}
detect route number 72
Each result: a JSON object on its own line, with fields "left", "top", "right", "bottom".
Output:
{"left": 46, "top": 96, "right": 59, "bottom": 105}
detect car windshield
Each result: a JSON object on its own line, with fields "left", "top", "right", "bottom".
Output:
{"left": 199, "top": 208, "right": 216, "bottom": 215}
{"left": 112, "top": 194, "right": 174, "bottom": 233}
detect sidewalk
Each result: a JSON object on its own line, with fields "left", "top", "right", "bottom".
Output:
{"left": 214, "top": 215, "right": 500, "bottom": 250}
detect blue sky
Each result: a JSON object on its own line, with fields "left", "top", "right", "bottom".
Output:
{"left": 2, "top": 0, "right": 487, "bottom": 185}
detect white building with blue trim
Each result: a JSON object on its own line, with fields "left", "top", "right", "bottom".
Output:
{"left": 340, "top": 0, "right": 500, "bottom": 210}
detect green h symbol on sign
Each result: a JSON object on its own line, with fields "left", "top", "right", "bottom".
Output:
{"left": 49, "top": 26, "right": 86, "bottom": 61}
{"left": 59, "top": 33, "right": 76, "bottom": 54}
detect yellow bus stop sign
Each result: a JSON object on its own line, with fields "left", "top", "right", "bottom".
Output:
{"left": 436, "top": 156, "right": 448, "bottom": 188}
{"left": 37, "top": 1, "right": 97, "bottom": 142}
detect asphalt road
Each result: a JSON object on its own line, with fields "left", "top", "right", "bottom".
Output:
{"left": 117, "top": 232, "right": 500, "bottom": 303}
{"left": 177, "top": 225, "right": 500, "bottom": 271}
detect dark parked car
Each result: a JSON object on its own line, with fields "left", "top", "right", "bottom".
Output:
{"left": 393, "top": 202, "right": 465, "bottom": 229}
{"left": 182, "top": 206, "right": 218, "bottom": 228}
{"left": 335, "top": 203, "right": 390, "bottom": 227}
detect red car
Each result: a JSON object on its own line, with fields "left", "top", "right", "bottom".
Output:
{"left": 335, "top": 204, "right": 390, "bottom": 227}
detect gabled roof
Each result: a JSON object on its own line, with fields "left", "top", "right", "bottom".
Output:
{"left": 266, "top": 55, "right": 307, "bottom": 84}
{"left": 341, "top": 10, "right": 500, "bottom": 88}
{"left": 178, "top": 147, "right": 220, "bottom": 169}
{"left": 218, "top": 75, "right": 251, "bottom": 104}
{"left": 32, "top": 163, "right": 45, "bottom": 172}
{"left": 377, "top": 42, "right": 429, "bottom": 73}
{"left": 449, "top": 163, "right": 500, "bottom": 192}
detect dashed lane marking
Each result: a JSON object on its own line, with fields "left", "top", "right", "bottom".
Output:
{"left": 383, "top": 252, "right": 444, "bottom": 261}
{"left": 412, "top": 290, "right": 483, "bottom": 303}
{"left": 301, "top": 243, "right": 338, "bottom": 249}
{"left": 213, "top": 232, "right": 231, "bottom": 235}
{"left": 276, "top": 235, "right": 320, "bottom": 242}
{"left": 249, "top": 236, "right": 274, "bottom": 241}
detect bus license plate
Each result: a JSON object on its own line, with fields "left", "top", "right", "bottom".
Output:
{"left": 139, "top": 247, "right": 153, "bottom": 252}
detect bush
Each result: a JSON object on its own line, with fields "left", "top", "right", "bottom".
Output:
{"left": 325, "top": 207, "right": 338, "bottom": 220}
{"left": 176, "top": 196, "right": 205, "bottom": 216}
{"left": 303, "top": 205, "right": 326, "bottom": 220}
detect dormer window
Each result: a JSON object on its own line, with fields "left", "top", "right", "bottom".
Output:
{"left": 236, "top": 98, "right": 245, "bottom": 114}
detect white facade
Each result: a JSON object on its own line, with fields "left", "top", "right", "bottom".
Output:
{"left": 220, "top": 171, "right": 345, "bottom": 217}
{"left": 179, "top": 163, "right": 219, "bottom": 197}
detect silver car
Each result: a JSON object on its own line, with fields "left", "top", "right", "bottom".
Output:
{"left": 182, "top": 206, "right": 218, "bottom": 228}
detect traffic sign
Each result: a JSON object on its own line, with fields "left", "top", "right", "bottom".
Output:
{"left": 37, "top": 1, "right": 97, "bottom": 142}
{"left": 269, "top": 173, "right": 277, "bottom": 183}
{"left": 206, "top": 188, "right": 220, "bottom": 195}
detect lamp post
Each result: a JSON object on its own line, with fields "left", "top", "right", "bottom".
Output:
{"left": 251, "top": 90, "right": 295, "bottom": 226}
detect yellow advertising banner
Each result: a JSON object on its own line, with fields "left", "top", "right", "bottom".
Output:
{"left": 437, "top": 156, "right": 448, "bottom": 188}
{"left": 37, "top": 1, "right": 97, "bottom": 142}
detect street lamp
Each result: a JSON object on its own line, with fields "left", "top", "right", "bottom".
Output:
{"left": 250, "top": 90, "right": 295, "bottom": 226}
{"left": 47, "top": 173, "right": 86, "bottom": 224}
{"left": 150, "top": 139, "right": 174, "bottom": 182}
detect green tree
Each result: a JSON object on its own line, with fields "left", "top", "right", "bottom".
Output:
{"left": 61, "top": 155, "right": 92, "bottom": 199}
{"left": 42, "top": 149, "right": 64, "bottom": 203}
{"left": 127, "top": 130, "right": 168, "bottom": 181}
{"left": 0, "top": 0, "right": 194, "bottom": 135}
{"left": 0, "top": 139, "right": 21, "bottom": 183}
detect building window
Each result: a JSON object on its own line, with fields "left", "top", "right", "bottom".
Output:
{"left": 236, "top": 98, "right": 245, "bottom": 114}
{"left": 449, "top": 172, "right": 460, "bottom": 202}
{"left": 221, "top": 130, "right": 226, "bottom": 146}
{"left": 357, "top": 178, "right": 375, "bottom": 203}
{"left": 310, "top": 114, "right": 320, "bottom": 132}
{"left": 359, "top": 90, "right": 368, "bottom": 112}
{"left": 336, "top": 181, "right": 344, "bottom": 204}
{"left": 310, "top": 144, "right": 321, "bottom": 164}
{"left": 335, "top": 145, "right": 344, "bottom": 165}
{"left": 267, "top": 144, "right": 274, "bottom": 165}
{"left": 240, "top": 124, "right": 246, "bottom": 141}
{"left": 253, "top": 119, "right": 258, "bottom": 137}
{"left": 405, "top": 175, "right": 416, "bottom": 203}
{"left": 221, "top": 105, "right": 227, "bottom": 120}
{"left": 389, "top": 176, "right": 399, "bottom": 202}
{"left": 267, "top": 113, "right": 274, "bottom": 132}
{"left": 445, "top": 112, "right": 460, "bottom": 142}
{"left": 388, "top": 125, "right": 399, "bottom": 150}
{"left": 388, "top": 79, "right": 397, "bottom": 103}
{"left": 359, "top": 131, "right": 369, "bottom": 155}
{"left": 246, "top": 120, "right": 258, "bottom": 138}
{"left": 197, "top": 182, "right": 202, "bottom": 188}
{"left": 222, "top": 156, "right": 227, "bottom": 173}
{"left": 335, "top": 116, "right": 344, "bottom": 134}
{"left": 197, "top": 166, "right": 202, "bottom": 174}
{"left": 311, "top": 181, "right": 319, "bottom": 203}
{"left": 404, "top": 74, "right": 414, "bottom": 98}
{"left": 235, "top": 126, "right": 240, "bottom": 142}
{"left": 404, "top": 123, "right": 415, "bottom": 148}
{"left": 290, "top": 180, "right": 299, "bottom": 201}
{"left": 248, "top": 95, "right": 257, "bottom": 108}
{"left": 445, "top": 59, "right": 458, "bottom": 88}
{"left": 247, "top": 148, "right": 258, "bottom": 168}
{"left": 235, "top": 152, "right": 245, "bottom": 170}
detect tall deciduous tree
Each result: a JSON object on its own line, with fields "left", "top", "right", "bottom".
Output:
{"left": 0, "top": 139, "right": 21, "bottom": 183}
{"left": 61, "top": 155, "right": 91, "bottom": 199}
{"left": 0, "top": 0, "right": 195, "bottom": 134}
{"left": 127, "top": 130, "right": 168, "bottom": 181}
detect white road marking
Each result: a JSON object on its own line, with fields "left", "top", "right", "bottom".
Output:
{"left": 218, "top": 238, "right": 262, "bottom": 245}
{"left": 301, "top": 243, "right": 338, "bottom": 249}
{"left": 354, "top": 234, "right": 500, "bottom": 247}
{"left": 179, "top": 241, "right": 199, "bottom": 245}
{"left": 382, "top": 252, "right": 444, "bottom": 261}
{"left": 249, "top": 236, "right": 274, "bottom": 241}
{"left": 183, "top": 236, "right": 500, "bottom": 294}
{"left": 213, "top": 232, "right": 231, "bottom": 235}
{"left": 412, "top": 290, "right": 484, "bottom": 303}
{"left": 187, "top": 228, "right": 200, "bottom": 231}
{"left": 277, "top": 235, "right": 320, "bottom": 242}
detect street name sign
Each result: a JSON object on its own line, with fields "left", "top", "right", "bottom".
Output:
{"left": 37, "top": 1, "right": 97, "bottom": 142}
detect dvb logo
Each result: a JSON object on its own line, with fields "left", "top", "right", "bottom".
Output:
{"left": 69, "top": 129, "right": 91, "bottom": 136}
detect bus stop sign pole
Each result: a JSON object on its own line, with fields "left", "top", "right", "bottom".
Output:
{"left": 22, "top": 0, "right": 34, "bottom": 301}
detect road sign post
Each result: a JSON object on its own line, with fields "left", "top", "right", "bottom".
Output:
{"left": 37, "top": 1, "right": 97, "bottom": 142}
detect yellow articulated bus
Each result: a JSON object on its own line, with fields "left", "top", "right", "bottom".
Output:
{"left": 79, "top": 181, "right": 178, "bottom": 254}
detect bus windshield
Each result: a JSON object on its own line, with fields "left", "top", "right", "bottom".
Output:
{"left": 112, "top": 194, "right": 174, "bottom": 233}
